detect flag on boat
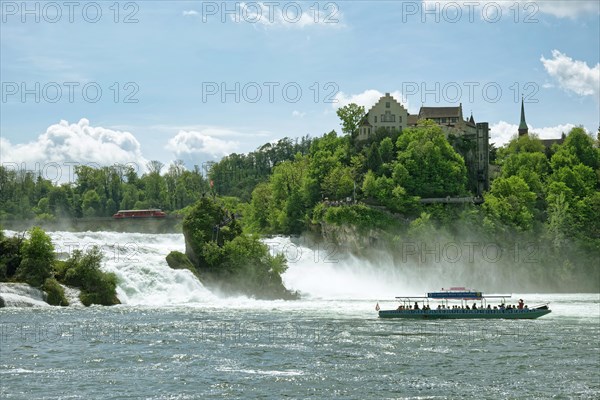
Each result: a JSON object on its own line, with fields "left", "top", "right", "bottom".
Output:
{"left": 375, "top": 302, "right": 380, "bottom": 311}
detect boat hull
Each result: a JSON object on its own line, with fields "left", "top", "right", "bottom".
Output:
{"left": 378, "top": 308, "right": 551, "bottom": 319}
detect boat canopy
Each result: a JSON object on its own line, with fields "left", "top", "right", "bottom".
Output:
{"left": 427, "top": 291, "right": 483, "bottom": 299}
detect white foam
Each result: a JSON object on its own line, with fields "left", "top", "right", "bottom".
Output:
{"left": 0, "top": 283, "right": 49, "bottom": 307}
{"left": 45, "top": 231, "right": 216, "bottom": 306}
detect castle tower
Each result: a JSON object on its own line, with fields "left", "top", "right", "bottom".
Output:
{"left": 518, "top": 98, "right": 528, "bottom": 136}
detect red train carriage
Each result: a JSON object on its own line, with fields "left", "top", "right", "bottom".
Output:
{"left": 112, "top": 209, "right": 167, "bottom": 218}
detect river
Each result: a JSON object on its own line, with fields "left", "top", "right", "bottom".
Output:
{"left": 1, "top": 231, "right": 598, "bottom": 399}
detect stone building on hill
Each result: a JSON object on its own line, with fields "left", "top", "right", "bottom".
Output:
{"left": 357, "top": 93, "right": 408, "bottom": 140}
{"left": 357, "top": 93, "right": 489, "bottom": 195}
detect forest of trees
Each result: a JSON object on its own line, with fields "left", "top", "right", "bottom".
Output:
{"left": 2, "top": 104, "right": 599, "bottom": 290}
{"left": 0, "top": 136, "right": 315, "bottom": 221}
{"left": 2, "top": 111, "right": 598, "bottom": 248}
{"left": 0, "top": 160, "right": 208, "bottom": 220}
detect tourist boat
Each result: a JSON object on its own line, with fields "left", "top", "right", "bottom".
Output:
{"left": 376, "top": 287, "right": 551, "bottom": 319}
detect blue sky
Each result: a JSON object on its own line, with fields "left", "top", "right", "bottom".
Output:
{"left": 1, "top": 1, "right": 599, "bottom": 176}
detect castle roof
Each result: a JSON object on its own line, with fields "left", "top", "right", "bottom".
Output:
{"left": 407, "top": 114, "right": 419, "bottom": 126}
{"left": 418, "top": 106, "right": 462, "bottom": 119}
{"left": 359, "top": 113, "right": 372, "bottom": 127}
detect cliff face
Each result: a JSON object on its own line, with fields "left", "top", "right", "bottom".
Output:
{"left": 320, "top": 222, "right": 382, "bottom": 252}
{"left": 321, "top": 222, "right": 391, "bottom": 254}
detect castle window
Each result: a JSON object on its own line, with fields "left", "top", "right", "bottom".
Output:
{"left": 399, "top": 116, "right": 402, "bottom": 122}
{"left": 386, "top": 102, "right": 390, "bottom": 108}
{"left": 441, "top": 118, "right": 447, "bottom": 123}
{"left": 382, "top": 111, "right": 396, "bottom": 123}
{"left": 374, "top": 116, "right": 377, "bottom": 123}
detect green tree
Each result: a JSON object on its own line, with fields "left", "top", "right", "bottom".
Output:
{"left": 336, "top": 103, "right": 365, "bottom": 137}
{"left": 396, "top": 120, "right": 467, "bottom": 197}
{"left": 322, "top": 165, "right": 354, "bottom": 200}
{"left": 379, "top": 137, "right": 394, "bottom": 164}
{"left": 247, "top": 182, "right": 273, "bottom": 232}
{"left": 82, "top": 189, "right": 102, "bottom": 217}
{"left": 554, "top": 127, "right": 599, "bottom": 170}
{"left": 16, "top": 227, "right": 55, "bottom": 287}
{"left": 483, "top": 176, "right": 536, "bottom": 231}
{"left": 546, "top": 192, "right": 571, "bottom": 249}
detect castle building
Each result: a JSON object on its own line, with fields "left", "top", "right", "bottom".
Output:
{"left": 357, "top": 93, "right": 490, "bottom": 195}
{"left": 357, "top": 93, "right": 408, "bottom": 140}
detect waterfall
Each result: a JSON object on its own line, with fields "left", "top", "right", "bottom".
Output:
{"left": 0, "top": 283, "right": 49, "bottom": 307}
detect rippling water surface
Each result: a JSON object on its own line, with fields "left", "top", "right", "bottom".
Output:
{"left": 2, "top": 295, "right": 598, "bottom": 399}
{"left": 1, "top": 232, "right": 598, "bottom": 399}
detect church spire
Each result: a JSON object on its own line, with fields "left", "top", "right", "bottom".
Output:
{"left": 518, "top": 97, "right": 528, "bottom": 136}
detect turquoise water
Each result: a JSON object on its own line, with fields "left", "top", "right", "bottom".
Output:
{"left": 1, "top": 294, "right": 599, "bottom": 399}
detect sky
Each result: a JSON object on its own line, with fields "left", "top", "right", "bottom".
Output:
{"left": 1, "top": 0, "right": 599, "bottom": 178}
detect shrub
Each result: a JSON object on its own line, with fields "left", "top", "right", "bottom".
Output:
{"left": 15, "top": 227, "right": 54, "bottom": 287}
{"left": 61, "top": 246, "right": 119, "bottom": 306}
{"left": 43, "top": 278, "right": 69, "bottom": 306}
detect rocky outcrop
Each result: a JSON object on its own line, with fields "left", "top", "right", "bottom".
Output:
{"left": 172, "top": 198, "right": 298, "bottom": 300}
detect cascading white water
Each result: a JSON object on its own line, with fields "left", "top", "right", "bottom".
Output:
{"left": 0, "top": 283, "right": 49, "bottom": 307}
{"left": 46, "top": 231, "right": 216, "bottom": 306}
{"left": 2, "top": 231, "right": 422, "bottom": 307}
{"left": 267, "top": 236, "right": 419, "bottom": 299}
{"left": 60, "top": 284, "right": 83, "bottom": 306}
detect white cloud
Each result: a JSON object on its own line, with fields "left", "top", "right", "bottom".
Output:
{"left": 292, "top": 110, "right": 306, "bottom": 118}
{"left": 421, "top": 1, "right": 599, "bottom": 19}
{"left": 166, "top": 130, "right": 239, "bottom": 158}
{"left": 182, "top": 10, "right": 199, "bottom": 16}
{"left": 333, "top": 89, "right": 408, "bottom": 111}
{"left": 541, "top": 50, "right": 600, "bottom": 98}
{"left": 536, "top": 1, "right": 599, "bottom": 18}
{"left": 490, "top": 121, "right": 576, "bottom": 146}
{"left": 0, "top": 119, "right": 148, "bottom": 181}
{"left": 233, "top": 2, "right": 343, "bottom": 28}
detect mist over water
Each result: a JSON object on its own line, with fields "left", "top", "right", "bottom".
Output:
{"left": 3, "top": 230, "right": 592, "bottom": 307}
{"left": 270, "top": 236, "right": 421, "bottom": 299}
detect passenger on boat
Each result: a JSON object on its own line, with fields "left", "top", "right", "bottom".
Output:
{"left": 414, "top": 302, "right": 419, "bottom": 310}
{"left": 472, "top": 303, "right": 477, "bottom": 310}
{"left": 465, "top": 305, "right": 470, "bottom": 310}
{"left": 518, "top": 299, "right": 524, "bottom": 310}
{"left": 487, "top": 305, "right": 491, "bottom": 310}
